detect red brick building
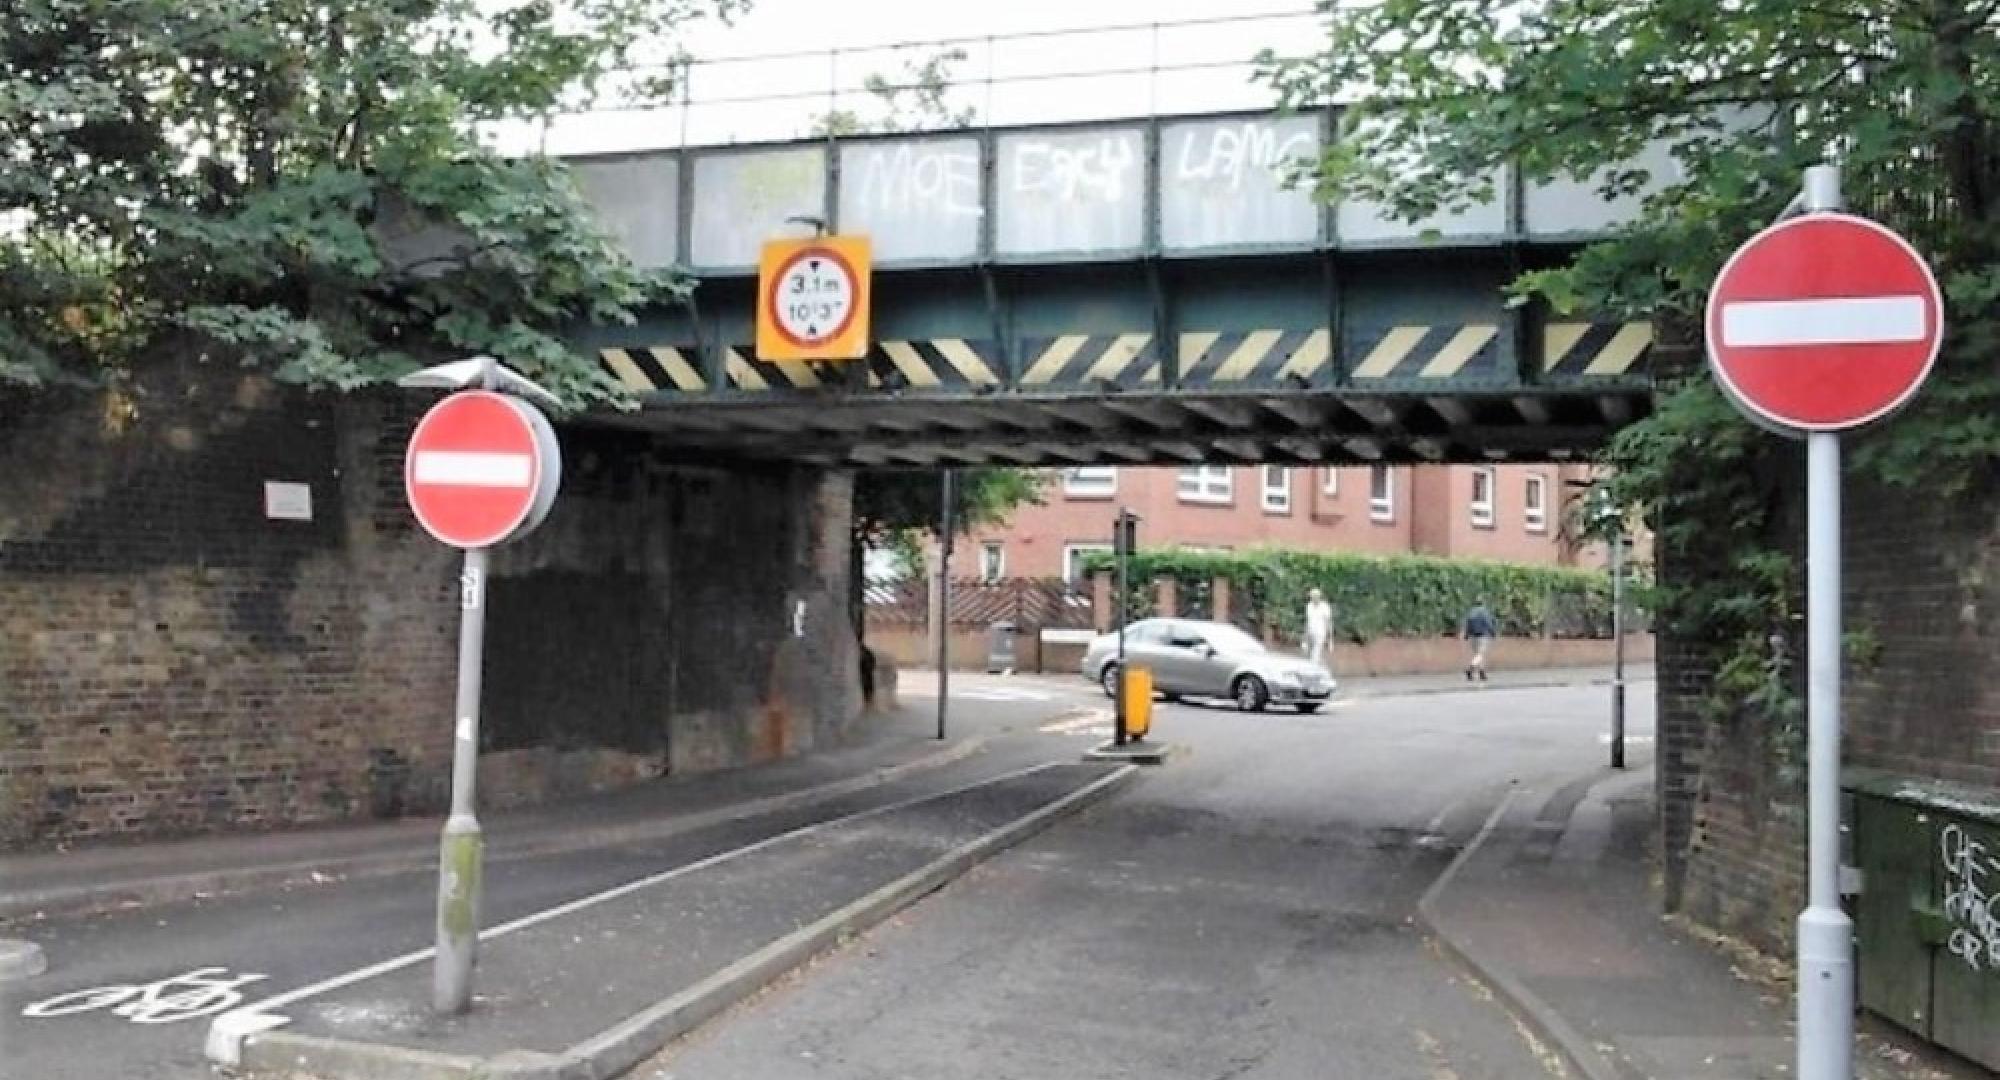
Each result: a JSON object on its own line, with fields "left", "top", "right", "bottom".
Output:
{"left": 965, "top": 464, "right": 1612, "bottom": 582}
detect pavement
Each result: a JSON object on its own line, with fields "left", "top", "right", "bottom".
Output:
{"left": 0, "top": 713, "right": 990, "bottom": 922}
{"left": 1420, "top": 761, "right": 1983, "bottom": 1080}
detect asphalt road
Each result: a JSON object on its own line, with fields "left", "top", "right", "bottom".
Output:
{"left": 644, "top": 678, "right": 1657, "bottom": 1080}
{"left": 0, "top": 732, "right": 1068, "bottom": 1080}
{"left": 0, "top": 675, "right": 1651, "bottom": 1080}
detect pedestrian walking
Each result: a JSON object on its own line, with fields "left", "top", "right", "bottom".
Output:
{"left": 1462, "top": 601, "right": 1496, "bottom": 682}
{"left": 1303, "top": 588, "right": 1334, "bottom": 669}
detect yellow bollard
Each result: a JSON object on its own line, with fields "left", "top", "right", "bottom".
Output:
{"left": 1122, "top": 666, "right": 1153, "bottom": 741}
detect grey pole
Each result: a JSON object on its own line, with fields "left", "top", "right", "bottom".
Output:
{"left": 935, "top": 469, "right": 954, "bottom": 741}
{"left": 1795, "top": 163, "right": 1853, "bottom": 1080}
{"left": 434, "top": 544, "right": 488, "bottom": 1014}
{"left": 1610, "top": 523, "right": 1626, "bottom": 769}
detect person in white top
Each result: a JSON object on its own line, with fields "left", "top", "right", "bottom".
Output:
{"left": 1303, "top": 588, "right": 1334, "bottom": 669}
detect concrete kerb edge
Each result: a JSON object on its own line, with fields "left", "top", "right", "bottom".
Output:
{"left": 0, "top": 737, "right": 988, "bottom": 922}
{"left": 237, "top": 763, "right": 1139, "bottom": 1080}
{"left": 1344, "top": 675, "right": 1656, "bottom": 702}
{"left": 1415, "top": 781, "right": 1624, "bottom": 1080}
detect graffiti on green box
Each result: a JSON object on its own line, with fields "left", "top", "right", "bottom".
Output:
{"left": 1942, "top": 823, "right": 2000, "bottom": 973}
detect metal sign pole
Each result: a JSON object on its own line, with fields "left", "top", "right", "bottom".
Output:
{"left": 1113, "top": 510, "right": 1130, "bottom": 747}
{"left": 435, "top": 545, "right": 488, "bottom": 1014}
{"left": 935, "top": 469, "right": 954, "bottom": 741}
{"left": 1610, "top": 524, "right": 1626, "bottom": 770}
{"left": 1795, "top": 164, "right": 1853, "bottom": 1080}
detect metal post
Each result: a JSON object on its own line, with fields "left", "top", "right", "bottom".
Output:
{"left": 434, "top": 546, "right": 488, "bottom": 1014}
{"left": 1113, "top": 512, "right": 1130, "bottom": 747}
{"left": 935, "top": 469, "right": 954, "bottom": 741}
{"left": 1610, "top": 524, "right": 1626, "bottom": 769}
{"left": 1796, "top": 161, "right": 1852, "bottom": 1080}
{"left": 1798, "top": 433, "right": 1853, "bottom": 1080}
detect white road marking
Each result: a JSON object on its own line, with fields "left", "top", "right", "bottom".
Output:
{"left": 1720, "top": 295, "right": 1926, "bottom": 348}
{"left": 1038, "top": 710, "right": 1112, "bottom": 734}
{"left": 27, "top": 968, "right": 266, "bottom": 1025}
{"left": 411, "top": 450, "right": 532, "bottom": 487}
{"left": 207, "top": 760, "right": 1071, "bottom": 1065}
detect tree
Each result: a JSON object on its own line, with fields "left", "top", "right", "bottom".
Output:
{"left": 1, "top": 0, "right": 740, "bottom": 410}
{"left": 1259, "top": 0, "right": 2000, "bottom": 734}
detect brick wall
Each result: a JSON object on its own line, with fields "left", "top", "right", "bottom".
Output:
{"left": 0, "top": 379, "right": 860, "bottom": 847}
{"left": 1661, "top": 472, "right": 2000, "bottom": 953}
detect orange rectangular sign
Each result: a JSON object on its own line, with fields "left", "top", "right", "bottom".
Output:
{"left": 756, "top": 235, "right": 872, "bottom": 362}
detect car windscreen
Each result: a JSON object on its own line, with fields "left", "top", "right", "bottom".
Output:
{"left": 1201, "top": 625, "right": 1266, "bottom": 655}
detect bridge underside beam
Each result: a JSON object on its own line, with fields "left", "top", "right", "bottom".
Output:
{"left": 590, "top": 389, "right": 1648, "bottom": 469}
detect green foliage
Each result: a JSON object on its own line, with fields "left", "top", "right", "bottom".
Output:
{"left": 1088, "top": 547, "right": 1624, "bottom": 644}
{"left": 1261, "top": 0, "right": 2000, "bottom": 734}
{"left": 0, "top": 0, "right": 733, "bottom": 409}
{"left": 811, "top": 47, "right": 974, "bottom": 137}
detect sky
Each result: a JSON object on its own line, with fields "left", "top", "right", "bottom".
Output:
{"left": 498, "top": 1, "right": 1320, "bottom": 155}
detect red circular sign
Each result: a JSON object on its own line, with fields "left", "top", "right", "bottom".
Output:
{"left": 404, "top": 390, "right": 556, "bottom": 549}
{"left": 1706, "top": 212, "right": 1943, "bottom": 433}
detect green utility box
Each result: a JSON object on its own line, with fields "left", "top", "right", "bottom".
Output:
{"left": 1847, "top": 770, "right": 2000, "bottom": 1071}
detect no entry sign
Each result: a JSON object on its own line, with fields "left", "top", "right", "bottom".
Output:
{"left": 1706, "top": 212, "right": 1944, "bottom": 432}
{"left": 404, "top": 390, "right": 560, "bottom": 549}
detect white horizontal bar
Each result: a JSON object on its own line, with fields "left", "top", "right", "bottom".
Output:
{"left": 413, "top": 450, "right": 532, "bottom": 488}
{"left": 1720, "top": 296, "right": 1926, "bottom": 348}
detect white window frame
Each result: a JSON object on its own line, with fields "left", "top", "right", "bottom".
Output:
{"left": 1321, "top": 467, "right": 1339, "bottom": 495}
{"left": 1470, "top": 467, "right": 1497, "bottom": 529}
{"left": 1177, "top": 465, "right": 1233, "bottom": 505}
{"left": 1261, "top": 466, "right": 1291, "bottom": 514}
{"left": 1062, "top": 466, "right": 1116, "bottom": 499}
{"left": 979, "top": 541, "right": 1005, "bottom": 582}
{"left": 1063, "top": 543, "right": 1113, "bottom": 586}
{"left": 1368, "top": 465, "right": 1395, "bottom": 522}
{"left": 1524, "top": 474, "right": 1549, "bottom": 533}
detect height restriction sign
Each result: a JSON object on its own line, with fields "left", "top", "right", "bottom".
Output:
{"left": 756, "top": 235, "right": 871, "bottom": 362}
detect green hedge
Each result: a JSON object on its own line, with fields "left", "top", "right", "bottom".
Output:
{"left": 1087, "top": 547, "right": 1627, "bottom": 644}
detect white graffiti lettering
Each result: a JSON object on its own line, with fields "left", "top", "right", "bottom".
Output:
{"left": 1940, "top": 823, "right": 2000, "bottom": 974}
{"left": 23, "top": 967, "right": 268, "bottom": 1024}
{"left": 858, "top": 143, "right": 980, "bottom": 218}
{"left": 1174, "top": 122, "right": 1316, "bottom": 191}
{"left": 1010, "top": 136, "right": 1137, "bottom": 203}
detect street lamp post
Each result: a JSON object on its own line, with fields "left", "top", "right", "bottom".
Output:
{"left": 1569, "top": 479, "right": 1626, "bottom": 769}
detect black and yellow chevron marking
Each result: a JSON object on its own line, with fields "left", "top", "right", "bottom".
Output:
{"left": 1542, "top": 322, "right": 1652, "bottom": 378}
{"left": 866, "top": 339, "right": 1004, "bottom": 392}
{"left": 599, "top": 346, "right": 709, "bottom": 394}
{"left": 1344, "top": 324, "right": 1502, "bottom": 381}
{"left": 1177, "top": 329, "right": 1332, "bottom": 387}
{"left": 1016, "top": 334, "right": 1164, "bottom": 388}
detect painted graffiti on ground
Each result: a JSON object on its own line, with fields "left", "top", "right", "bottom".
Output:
{"left": 22, "top": 967, "right": 268, "bottom": 1024}
{"left": 1941, "top": 823, "right": 2000, "bottom": 973}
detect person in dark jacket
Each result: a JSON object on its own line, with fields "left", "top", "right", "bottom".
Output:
{"left": 1462, "top": 602, "right": 1497, "bottom": 682}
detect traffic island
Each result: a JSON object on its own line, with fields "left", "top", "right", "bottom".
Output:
{"left": 1084, "top": 740, "right": 1177, "bottom": 766}
{"left": 212, "top": 761, "right": 1137, "bottom": 1080}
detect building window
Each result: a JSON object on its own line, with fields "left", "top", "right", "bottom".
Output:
{"left": 1524, "top": 475, "right": 1548, "bottom": 533}
{"left": 1261, "top": 466, "right": 1291, "bottom": 514}
{"left": 1062, "top": 466, "right": 1116, "bottom": 498}
{"left": 1369, "top": 465, "right": 1395, "bottom": 522}
{"left": 1063, "top": 543, "right": 1113, "bottom": 587}
{"left": 1321, "top": 467, "right": 1339, "bottom": 495}
{"left": 1470, "top": 467, "right": 1496, "bottom": 528}
{"left": 1177, "top": 465, "right": 1233, "bottom": 505}
{"left": 979, "top": 541, "right": 1005, "bottom": 582}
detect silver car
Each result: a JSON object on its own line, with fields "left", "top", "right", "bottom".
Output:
{"left": 1081, "top": 618, "right": 1336, "bottom": 713}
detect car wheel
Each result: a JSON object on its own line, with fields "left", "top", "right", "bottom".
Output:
{"left": 1295, "top": 703, "right": 1323, "bottom": 714}
{"left": 1160, "top": 692, "right": 1184, "bottom": 704}
{"left": 1232, "top": 675, "right": 1268, "bottom": 713}
{"left": 1099, "top": 663, "right": 1122, "bottom": 699}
